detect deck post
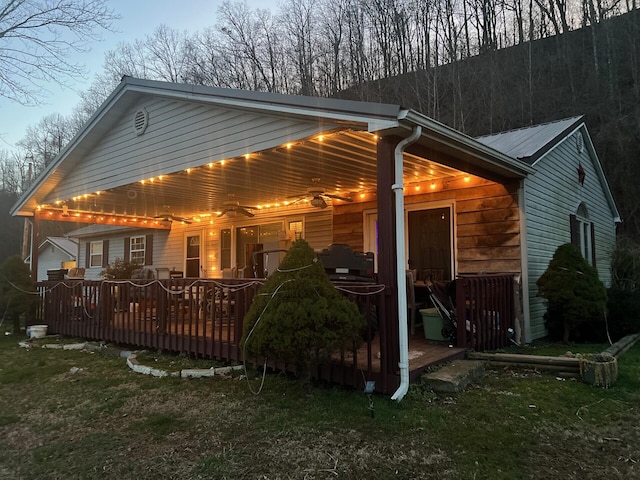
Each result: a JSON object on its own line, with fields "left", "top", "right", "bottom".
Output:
{"left": 377, "top": 135, "right": 401, "bottom": 386}
{"left": 30, "top": 210, "right": 40, "bottom": 282}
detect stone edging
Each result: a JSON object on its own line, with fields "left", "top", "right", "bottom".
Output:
{"left": 126, "top": 352, "right": 243, "bottom": 378}
{"left": 18, "top": 337, "right": 243, "bottom": 379}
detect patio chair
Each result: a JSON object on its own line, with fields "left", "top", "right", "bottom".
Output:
{"left": 65, "top": 267, "right": 85, "bottom": 280}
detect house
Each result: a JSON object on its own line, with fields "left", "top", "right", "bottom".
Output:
{"left": 66, "top": 224, "right": 156, "bottom": 280}
{"left": 476, "top": 118, "right": 621, "bottom": 342}
{"left": 10, "top": 77, "right": 619, "bottom": 394}
{"left": 25, "top": 236, "right": 78, "bottom": 282}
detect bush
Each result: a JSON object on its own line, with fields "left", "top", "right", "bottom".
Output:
{"left": 611, "top": 235, "right": 640, "bottom": 291}
{"left": 0, "top": 255, "right": 38, "bottom": 333}
{"left": 241, "top": 239, "right": 364, "bottom": 387}
{"left": 606, "top": 287, "right": 640, "bottom": 339}
{"left": 536, "top": 243, "right": 607, "bottom": 343}
{"left": 605, "top": 236, "right": 640, "bottom": 339}
{"left": 101, "top": 258, "right": 139, "bottom": 279}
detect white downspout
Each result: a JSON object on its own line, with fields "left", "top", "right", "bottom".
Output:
{"left": 390, "top": 125, "right": 422, "bottom": 401}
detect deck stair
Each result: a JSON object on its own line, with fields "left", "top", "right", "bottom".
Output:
{"left": 421, "top": 359, "right": 484, "bottom": 392}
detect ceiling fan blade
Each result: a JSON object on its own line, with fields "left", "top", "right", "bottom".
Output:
{"left": 238, "top": 207, "right": 255, "bottom": 217}
{"left": 289, "top": 197, "right": 306, "bottom": 205}
{"left": 324, "top": 193, "right": 353, "bottom": 202}
{"left": 153, "top": 212, "right": 192, "bottom": 224}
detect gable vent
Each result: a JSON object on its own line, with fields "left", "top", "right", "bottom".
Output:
{"left": 133, "top": 108, "right": 149, "bottom": 136}
{"left": 574, "top": 131, "right": 584, "bottom": 153}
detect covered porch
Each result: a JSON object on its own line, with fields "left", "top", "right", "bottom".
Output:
{"left": 15, "top": 77, "right": 531, "bottom": 394}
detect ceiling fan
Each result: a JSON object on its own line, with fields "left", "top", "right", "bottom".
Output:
{"left": 289, "top": 180, "right": 353, "bottom": 209}
{"left": 216, "top": 201, "right": 257, "bottom": 218}
{"left": 153, "top": 209, "right": 192, "bottom": 224}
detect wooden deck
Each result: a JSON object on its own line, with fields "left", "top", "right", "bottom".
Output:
{"left": 35, "top": 275, "right": 514, "bottom": 394}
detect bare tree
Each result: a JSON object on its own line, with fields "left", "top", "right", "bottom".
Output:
{"left": 0, "top": 0, "right": 118, "bottom": 105}
{"left": 68, "top": 72, "right": 117, "bottom": 132}
{"left": 0, "top": 150, "right": 20, "bottom": 193}
{"left": 216, "top": 2, "right": 282, "bottom": 91}
{"left": 280, "top": 0, "right": 320, "bottom": 95}
{"left": 17, "top": 113, "right": 75, "bottom": 171}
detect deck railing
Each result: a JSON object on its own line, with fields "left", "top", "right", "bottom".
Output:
{"left": 34, "top": 278, "right": 391, "bottom": 391}
{"left": 455, "top": 274, "right": 517, "bottom": 351}
{"left": 34, "top": 273, "right": 516, "bottom": 392}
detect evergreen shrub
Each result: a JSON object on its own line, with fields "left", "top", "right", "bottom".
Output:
{"left": 537, "top": 243, "right": 607, "bottom": 342}
{"left": 241, "top": 239, "right": 364, "bottom": 386}
{"left": 0, "top": 255, "right": 37, "bottom": 333}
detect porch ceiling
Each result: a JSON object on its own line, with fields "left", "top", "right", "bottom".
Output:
{"left": 38, "top": 129, "right": 467, "bottom": 222}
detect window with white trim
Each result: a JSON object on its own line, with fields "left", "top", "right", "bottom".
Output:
{"left": 89, "top": 241, "right": 103, "bottom": 267}
{"left": 130, "top": 236, "right": 146, "bottom": 265}
{"left": 288, "top": 220, "right": 303, "bottom": 240}
{"left": 571, "top": 203, "right": 595, "bottom": 266}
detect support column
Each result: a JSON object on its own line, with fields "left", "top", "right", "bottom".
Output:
{"left": 31, "top": 211, "right": 40, "bottom": 282}
{"left": 377, "top": 135, "right": 400, "bottom": 375}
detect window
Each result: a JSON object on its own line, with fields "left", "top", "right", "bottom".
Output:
{"left": 89, "top": 241, "right": 103, "bottom": 267}
{"left": 571, "top": 203, "right": 595, "bottom": 266}
{"left": 220, "top": 228, "right": 231, "bottom": 269}
{"left": 288, "top": 220, "right": 303, "bottom": 240}
{"left": 124, "top": 235, "right": 152, "bottom": 265}
{"left": 219, "top": 223, "right": 283, "bottom": 275}
{"left": 130, "top": 236, "right": 146, "bottom": 265}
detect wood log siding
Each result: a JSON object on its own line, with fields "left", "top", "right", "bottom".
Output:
{"left": 332, "top": 179, "right": 522, "bottom": 275}
{"left": 332, "top": 200, "right": 376, "bottom": 250}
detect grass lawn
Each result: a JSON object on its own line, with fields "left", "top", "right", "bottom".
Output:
{"left": 1, "top": 334, "right": 639, "bottom": 480}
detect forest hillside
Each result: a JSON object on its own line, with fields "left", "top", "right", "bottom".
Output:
{"left": 338, "top": 9, "right": 639, "bottom": 236}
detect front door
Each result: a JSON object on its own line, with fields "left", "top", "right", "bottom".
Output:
{"left": 185, "top": 233, "right": 201, "bottom": 278}
{"left": 407, "top": 206, "right": 453, "bottom": 282}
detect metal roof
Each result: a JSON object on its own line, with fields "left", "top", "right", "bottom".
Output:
{"left": 475, "top": 117, "right": 583, "bottom": 165}
{"left": 39, "top": 236, "right": 78, "bottom": 257}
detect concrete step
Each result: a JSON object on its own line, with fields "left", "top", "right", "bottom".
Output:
{"left": 421, "top": 359, "right": 484, "bottom": 393}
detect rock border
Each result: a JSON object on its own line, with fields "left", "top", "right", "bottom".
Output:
{"left": 18, "top": 336, "right": 243, "bottom": 379}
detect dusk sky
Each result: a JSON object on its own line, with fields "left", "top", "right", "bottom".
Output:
{"left": 0, "top": 0, "right": 276, "bottom": 150}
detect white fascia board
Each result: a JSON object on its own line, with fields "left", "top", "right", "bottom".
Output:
{"left": 10, "top": 85, "right": 132, "bottom": 217}
{"left": 401, "top": 110, "right": 535, "bottom": 177}
{"left": 127, "top": 83, "right": 401, "bottom": 128}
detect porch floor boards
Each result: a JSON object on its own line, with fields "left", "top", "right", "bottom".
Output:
{"left": 110, "top": 312, "right": 238, "bottom": 342}
{"left": 345, "top": 333, "right": 466, "bottom": 374}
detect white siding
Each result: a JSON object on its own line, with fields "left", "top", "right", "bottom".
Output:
{"left": 77, "top": 229, "right": 171, "bottom": 280}
{"left": 524, "top": 128, "right": 617, "bottom": 340}
{"left": 45, "top": 98, "right": 336, "bottom": 202}
{"left": 37, "top": 248, "right": 76, "bottom": 282}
